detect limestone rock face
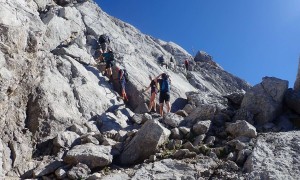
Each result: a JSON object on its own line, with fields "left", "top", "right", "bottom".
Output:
{"left": 241, "top": 77, "right": 288, "bottom": 125}
{"left": 244, "top": 132, "right": 300, "bottom": 179}
{"left": 119, "top": 120, "right": 170, "bottom": 165}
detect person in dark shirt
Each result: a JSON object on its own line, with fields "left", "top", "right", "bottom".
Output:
{"left": 155, "top": 73, "right": 171, "bottom": 116}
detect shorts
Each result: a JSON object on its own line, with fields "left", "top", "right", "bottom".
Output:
{"left": 159, "top": 92, "right": 170, "bottom": 104}
{"left": 106, "top": 61, "right": 113, "bottom": 69}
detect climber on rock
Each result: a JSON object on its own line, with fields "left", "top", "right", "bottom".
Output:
{"left": 118, "top": 67, "right": 129, "bottom": 102}
{"left": 102, "top": 49, "right": 115, "bottom": 82}
{"left": 155, "top": 73, "right": 171, "bottom": 116}
{"left": 143, "top": 75, "right": 159, "bottom": 113}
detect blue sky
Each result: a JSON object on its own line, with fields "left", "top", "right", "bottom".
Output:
{"left": 96, "top": 0, "right": 300, "bottom": 87}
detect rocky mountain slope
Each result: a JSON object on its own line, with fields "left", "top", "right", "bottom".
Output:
{"left": 0, "top": 0, "right": 300, "bottom": 179}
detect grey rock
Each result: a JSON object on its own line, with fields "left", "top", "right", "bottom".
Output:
{"left": 132, "top": 114, "right": 143, "bottom": 124}
{"left": 193, "top": 134, "right": 206, "bottom": 146}
{"left": 193, "top": 120, "right": 211, "bottom": 135}
{"left": 170, "top": 128, "right": 183, "bottom": 140}
{"left": 33, "top": 160, "right": 64, "bottom": 177}
{"left": 163, "top": 113, "right": 185, "bottom": 128}
{"left": 119, "top": 119, "right": 170, "bottom": 165}
{"left": 233, "top": 108, "right": 254, "bottom": 124}
{"left": 87, "top": 173, "right": 102, "bottom": 180}
{"left": 55, "top": 167, "right": 67, "bottom": 179}
{"left": 205, "top": 136, "right": 216, "bottom": 146}
{"left": 175, "top": 110, "right": 188, "bottom": 117}
{"left": 236, "top": 149, "right": 252, "bottom": 165}
{"left": 67, "top": 163, "right": 91, "bottom": 180}
{"left": 64, "top": 143, "right": 112, "bottom": 169}
{"left": 101, "top": 172, "right": 130, "bottom": 180}
{"left": 226, "top": 120, "right": 257, "bottom": 138}
{"left": 70, "top": 124, "right": 88, "bottom": 135}
{"left": 178, "top": 126, "right": 190, "bottom": 136}
{"left": 224, "top": 92, "right": 245, "bottom": 107}
{"left": 184, "top": 104, "right": 216, "bottom": 127}
{"left": 131, "top": 158, "right": 217, "bottom": 180}
{"left": 53, "top": 131, "right": 80, "bottom": 150}
{"left": 173, "top": 149, "right": 196, "bottom": 159}
{"left": 100, "top": 112, "right": 129, "bottom": 133}
{"left": 241, "top": 77, "right": 288, "bottom": 125}
{"left": 182, "top": 142, "right": 199, "bottom": 153}
{"left": 183, "top": 104, "right": 196, "bottom": 114}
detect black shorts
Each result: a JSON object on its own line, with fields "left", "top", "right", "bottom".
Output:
{"left": 106, "top": 62, "right": 113, "bottom": 69}
{"left": 159, "top": 92, "right": 170, "bottom": 104}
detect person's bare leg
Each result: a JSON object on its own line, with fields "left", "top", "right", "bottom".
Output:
{"left": 166, "top": 101, "right": 171, "bottom": 113}
{"left": 153, "top": 94, "right": 157, "bottom": 112}
{"left": 160, "top": 103, "right": 164, "bottom": 116}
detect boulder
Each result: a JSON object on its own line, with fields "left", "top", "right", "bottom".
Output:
{"left": 119, "top": 119, "right": 170, "bottom": 165}
{"left": 67, "top": 163, "right": 91, "bottom": 180}
{"left": 184, "top": 104, "right": 216, "bottom": 126}
{"left": 33, "top": 160, "right": 64, "bottom": 177}
{"left": 163, "top": 113, "right": 185, "bottom": 128}
{"left": 53, "top": 131, "right": 80, "bottom": 150}
{"left": 99, "top": 112, "right": 129, "bottom": 133}
{"left": 64, "top": 143, "right": 112, "bottom": 169}
{"left": 226, "top": 120, "right": 257, "bottom": 138}
{"left": 241, "top": 77, "right": 288, "bottom": 125}
{"left": 192, "top": 120, "right": 212, "bottom": 135}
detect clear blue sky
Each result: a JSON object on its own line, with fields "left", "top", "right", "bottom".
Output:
{"left": 96, "top": 0, "right": 300, "bottom": 87}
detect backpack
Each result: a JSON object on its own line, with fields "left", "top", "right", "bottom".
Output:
{"left": 99, "top": 34, "right": 109, "bottom": 44}
{"left": 160, "top": 77, "right": 170, "bottom": 93}
{"left": 119, "top": 69, "right": 129, "bottom": 82}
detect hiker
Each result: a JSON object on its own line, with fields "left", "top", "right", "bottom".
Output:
{"left": 118, "top": 68, "right": 129, "bottom": 101}
{"left": 184, "top": 59, "right": 189, "bottom": 71}
{"left": 143, "top": 75, "right": 158, "bottom": 113}
{"left": 102, "top": 49, "right": 114, "bottom": 82}
{"left": 170, "top": 57, "right": 176, "bottom": 70}
{"left": 98, "top": 34, "right": 110, "bottom": 53}
{"left": 155, "top": 73, "right": 171, "bottom": 116}
{"left": 158, "top": 55, "right": 168, "bottom": 69}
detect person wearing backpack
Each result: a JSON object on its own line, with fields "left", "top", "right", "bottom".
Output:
{"left": 98, "top": 34, "right": 110, "bottom": 53}
{"left": 118, "top": 68, "right": 129, "bottom": 102}
{"left": 184, "top": 59, "right": 189, "bottom": 71}
{"left": 155, "top": 73, "right": 171, "bottom": 116}
{"left": 158, "top": 55, "right": 168, "bottom": 69}
{"left": 102, "top": 49, "right": 114, "bottom": 82}
{"left": 143, "top": 75, "right": 159, "bottom": 113}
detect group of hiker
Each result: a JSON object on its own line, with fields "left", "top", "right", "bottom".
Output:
{"left": 96, "top": 34, "right": 129, "bottom": 102}
{"left": 143, "top": 73, "right": 171, "bottom": 116}
{"left": 95, "top": 33, "right": 192, "bottom": 116}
